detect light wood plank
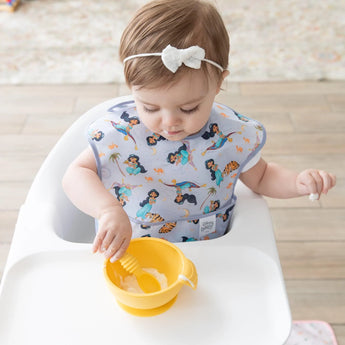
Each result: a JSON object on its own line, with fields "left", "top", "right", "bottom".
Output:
{"left": 333, "top": 325, "right": 345, "bottom": 345}
{"left": 0, "top": 93, "right": 76, "bottom": 115}
{"left": 278, "top": 242, "right": 345, "bottom": 279}
{"left": 0, "top": 182, "right": 31, "bottom": 210}
{"left": 0, "top": 84, "right": 118, "bottom": 97}
{"left": 216, "top": 93, "right": 331, "bottom": 113}
{"left": 22, "top": 113, "right": 79, "bottom": 135}
{"left": 240, "top": 81, "right": 345, "bottom": 95}
{"left": 327, "top": 95, "right": 345, "bottom": 112}
{"left": 285, "top": 280, "right": 345, "bottom": 324}
{"left": 286, "top": 279, "right": 345, "bottom": 294}
{"left": 242, "top": 111, "right": 295, "bottom": 133}
{"left": 0, "top": 113, "right": 26, "bottom": 134}
{"left": 73, "top": 96, "right": 121, "bottom": 114}
{"left": 0, "top": 243, "right": 11, "bottom": 283}
{"left": 0, "top": 135, "right": 60, "bottom": 157}
{"left": 265, "top": 195, "right": 322, "bottom": 208}
{"left": 272, "top": 209, "right": 345, "bottom": 241}
{"left": 289, "top": 111, "right": 345, "bottom": 132}
{"left": 263, "top": 133, "right": 345, "bottom": 155}
{"left": 287, "top": 290, "right": 345, "bottom": 324}
{"left": 265, "top": 182, "right": 341, "bottom": 208}
{"left": 320, "top": 178, "right": 345, "bottom": 208}
{"left": 262, "top": 154, "right": 345, "bottom": 177}
{"left": 0, "top": 211, "right": 18, "bottom": 243}
{"left": 0, "top": 155, "right": 45, "bottom": 182}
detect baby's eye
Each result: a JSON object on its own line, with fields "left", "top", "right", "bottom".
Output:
{"left": 143, "top": 106, "right": 158, "bottom": 113}
{"left": 181, "top": 105, "right": 199, "bottom": 114}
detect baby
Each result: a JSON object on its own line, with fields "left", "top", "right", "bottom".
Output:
{"left": 62, "top": 0, "right": 336, "bottom": 263}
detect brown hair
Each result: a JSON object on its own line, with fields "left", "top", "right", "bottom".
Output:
{"left": 119, "top": 0, "right": 229, "bottom": 88}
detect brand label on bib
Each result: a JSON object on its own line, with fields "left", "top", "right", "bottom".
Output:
{"left": 199, "top": 214, "right": 216, "bottom": 237}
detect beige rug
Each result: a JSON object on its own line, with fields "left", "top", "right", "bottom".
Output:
{"left": 0, "top": 0, "right": 344, "bottom": 84}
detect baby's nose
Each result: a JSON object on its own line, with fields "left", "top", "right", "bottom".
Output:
{"left": 162, "top": 111, "right": 181, "bottom": 127}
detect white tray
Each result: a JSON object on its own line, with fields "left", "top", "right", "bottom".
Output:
{"left": 0, "top": 245, "right": 290, "bottom": 345}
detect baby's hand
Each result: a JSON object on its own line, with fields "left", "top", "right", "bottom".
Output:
{"left": 92, "top": 206, "right": 132, "bottom": 262}
{"left": 296, "top": 169, "right": 336, "bottom": 200}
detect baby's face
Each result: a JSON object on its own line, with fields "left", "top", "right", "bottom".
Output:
{"left": 131, "top": 71, "right": 220, "bottom": 141}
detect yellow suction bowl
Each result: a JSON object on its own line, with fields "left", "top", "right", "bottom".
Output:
{"left": 103, "top": 237, "right": 198, "bottom": 317}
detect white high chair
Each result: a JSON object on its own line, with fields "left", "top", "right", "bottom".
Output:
{"left": 0, "top": 96, "right": 291, "bottom": 345}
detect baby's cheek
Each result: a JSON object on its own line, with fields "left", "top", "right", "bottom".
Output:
{"left": 141, "top": 118, "right": 157, "bottom": 132}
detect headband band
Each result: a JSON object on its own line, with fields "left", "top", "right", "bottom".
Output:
{"left": 123, "top": 45, "right": 224, "bottom": 73}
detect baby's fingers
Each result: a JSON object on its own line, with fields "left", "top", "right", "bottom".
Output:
{"left": 107, "top": 236, "right": 131, "bottom": 263}
{"left": 308, "top": 170, "right": 323, "bottom": 197}
{"left": 311, "top": 170, "right": 324, "bottom": 198}
{"left": 92, "top": 230, "right": 106, "bottom": 253}
{"left": 319, "top": 171, "right": 336, "bottom": 194}
{"left": 100, "top": 230, "right": 117, "bottom": 254}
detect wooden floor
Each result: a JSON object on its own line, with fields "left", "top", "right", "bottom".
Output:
{"left": 0, "top": 81, "right": 344, "bottom": 343}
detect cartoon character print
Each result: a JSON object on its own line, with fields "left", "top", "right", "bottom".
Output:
{"left": 175, "top": 192, "right": 197, "bottom": 205}
{"left": 90, "top": 129, "right": 104, "bottom": 141}
{"left": 136, "top": 189, "right": 159, "bottom": 220}
{"left": 205, "top": 159, "right": 240, "bottom": 186}
{"left": 145, "top": 212, "right": 164, "bottom": 223}
{"left": 145, "top": 213, "right": 177, "bottom": 234}
{"left": 182, "top": 236, "right": 197, "bottom": 242}
{"left": 159, "top": 179, "right": 206, "bottom": 205}
{"left": 109, "top": 111, "right": 140, "bottom": 150}
{"left": 109, "top": 152, "right": 126, "bottom": 177}
{"left": 199, "top": 187, "right": 217, "bottom": 210}
{"left": 201, "top": 123, "right": 237, "bottom": 155}
{"left": 167, "top": 140, "right": 197, "bottom": 170}
{"left": 249, "top": 132, "right": 262, "bottom": 152}
{"left": 111, "top": 181, "right": 142, "bottom": 207}
{"left": 159, "top": 222, "right": 177, "bottom": 234}
{"left": 233, "top": 110, "right": 250, "bottom": 122}
{"left": 124, "top": 154, "right": 147, "bottom": 175}
{"left": 146, "top": 133, "right": 166, "bottom": 146}
{"left": 203, "top": 200, "right": 220, "bottom": 214}
{"left": 217, "top": 205, "right": 235, "bottom": 222}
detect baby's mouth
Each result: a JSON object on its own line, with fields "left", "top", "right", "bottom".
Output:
{"left": 163, "top": 129, "right": 182, "bottom": 136}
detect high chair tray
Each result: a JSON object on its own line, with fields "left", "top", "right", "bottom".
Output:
{"left": 0, "top": 246, "right": 290, "bottom": 345}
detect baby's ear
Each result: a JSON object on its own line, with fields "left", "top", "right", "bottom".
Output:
{"left": 217, "top": 70, "right": 230, "bottom": 93}
{"left": 222, "top": 70, "right": 230, "bottom": 80}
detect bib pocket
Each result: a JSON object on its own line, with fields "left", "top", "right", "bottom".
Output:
{"left": 129, "top": 202, "right": 236, "bottom": 242}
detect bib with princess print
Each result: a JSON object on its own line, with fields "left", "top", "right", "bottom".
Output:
{"left": 88, "top": 98, "right": 266, "bottom": 242}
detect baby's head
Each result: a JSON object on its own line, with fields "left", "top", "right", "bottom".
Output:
{"left": 119, "top": 0, "right": 229, "bottom": 88}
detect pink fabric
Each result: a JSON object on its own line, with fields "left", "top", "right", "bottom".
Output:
{"left": 285, "top": 321, "right": 338, "bottom": 345}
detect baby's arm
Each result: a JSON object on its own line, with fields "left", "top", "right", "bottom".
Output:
{"left": 240, "top": 158, "right": 336, "bottom": 199}
{"left": 62, "top": 147, "right": 132, "bottom": 262}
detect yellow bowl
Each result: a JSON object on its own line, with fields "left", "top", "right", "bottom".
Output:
{"left": 103, "top": 237, "right": 198, "bottom": 317}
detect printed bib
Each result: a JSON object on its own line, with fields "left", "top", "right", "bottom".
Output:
{"left": 88, "top": 98, "right": 266, "bottom": 242}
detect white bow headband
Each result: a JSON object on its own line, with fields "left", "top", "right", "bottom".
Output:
{"left": 123, "top": 45, "right": 224, "bottom": 73}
